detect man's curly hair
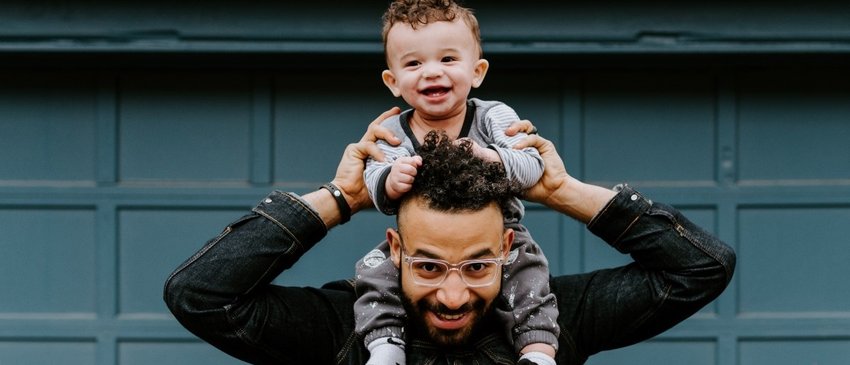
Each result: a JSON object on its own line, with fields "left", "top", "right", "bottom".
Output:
{"left": 402, "top": 130, "right": 520, "bottom": 213}
{"left": 381, "top": 0, "right": 483, "bottom": 58}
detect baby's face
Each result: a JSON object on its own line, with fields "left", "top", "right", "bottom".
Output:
{"left": 382, "top": 18, "right": 488, "bottom": 121}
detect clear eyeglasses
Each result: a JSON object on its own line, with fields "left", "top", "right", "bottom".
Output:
{"left": 402, "top": 252, "right": 504, "bottom": 287}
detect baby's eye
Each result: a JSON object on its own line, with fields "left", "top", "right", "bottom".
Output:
{"left": 441, "top": 56, "right": 456, "bottom": 62}
{"left": 405, "top": 60, "right": 421, "bottom": 67}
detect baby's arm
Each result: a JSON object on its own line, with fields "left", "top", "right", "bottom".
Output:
{"left": 364, "top": 140, "right": 415, "bottom": 215}
{"left": 482, "top": 104, "right": 545, "bottom": 189}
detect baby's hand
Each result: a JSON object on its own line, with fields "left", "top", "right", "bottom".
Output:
{"left": 459, "top": 138, "right": 502, "bottom": 163}
{"left": 385, "top": 156, "right": 423, "bottom": 200}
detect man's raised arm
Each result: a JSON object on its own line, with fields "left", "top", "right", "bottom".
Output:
{"left": 514, "top": 133, "right": 736, "bottom": 363}
{"left": 162, "top": 108, "right": 399, "bottom": 364}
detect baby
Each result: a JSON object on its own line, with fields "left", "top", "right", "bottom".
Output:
{"left": 355, "top": 1, "right": 559, "bottom": 365}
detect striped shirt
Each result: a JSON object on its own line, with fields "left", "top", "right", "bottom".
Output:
{"left": 364, "top": 98, "right": 544, "bottom": 221}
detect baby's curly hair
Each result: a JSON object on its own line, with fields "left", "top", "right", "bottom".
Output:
{"left": 381, "top": 0, "right": 482, "bottom": 57}
{"left": 402, "top": 130, "right": 520, "bottom": 213}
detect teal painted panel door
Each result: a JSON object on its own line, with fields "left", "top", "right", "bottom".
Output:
{"left": 2, "top": 65, "right": 849, "bottom": 364}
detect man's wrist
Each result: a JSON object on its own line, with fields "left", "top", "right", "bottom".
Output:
{"left": 587, "top": 184, "right": 652, "bottom": 244}
{"left": 319, "top": 183, "right": 351, "bottom": 224}
{"left": 254, "top": 191, "right": 329, "bottom": 245}
{"left": 549, "top": 177, "right": 617, "bottom": 224}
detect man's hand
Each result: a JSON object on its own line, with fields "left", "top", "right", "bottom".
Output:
{"left": 512, "top": 134, "right": 571, "bottom": 206}
{"left": 461, "top": 118, "right": 536, "bottom": 163}
{"left": 513, "top": 133, "right": 616, "bottom": 223}
{"left": 385, "top": 156, "right": 423, "bottom": 200}
{"left": 328, "top": 107, "right": 402, "bottom": 214}
{"left": 458, "top": 138, "right": 502, "bottom": 163}
{"left": 504, "top": 119, "right": 536, "bottom": 137}
{"left": 360, "top": 106, "right": 402, "bottom": 146}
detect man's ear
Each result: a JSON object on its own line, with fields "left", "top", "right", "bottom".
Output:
{"left": 501, "top": 227, "right": 514, "bottom": 259}
{"left": 471, "top": 58, "right": 490, "bottom": 88}
{"left": 382, "top": 70, "right": 402, "bottom": 97}
{"left": 387, "top": 228, "right": 402, "bottom": 268}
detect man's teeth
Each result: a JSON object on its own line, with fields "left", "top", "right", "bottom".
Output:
{"left": 439, "top": 313, "right": 463, "bottom": 320}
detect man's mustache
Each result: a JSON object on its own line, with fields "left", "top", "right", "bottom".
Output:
{"left": 419, "top": 300, "right": 483, "bottom": 316}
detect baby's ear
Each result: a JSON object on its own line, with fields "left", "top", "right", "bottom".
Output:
{"left": 382, "top": 70, "right": 402, "bottom": 97}
{"left": 472, "top": 59, "right": 490, "bottom": 88}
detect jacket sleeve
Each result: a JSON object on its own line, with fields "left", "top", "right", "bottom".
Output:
{"left": 552, "top": 185, "right": 736, "bottom": 363}
{"left": 163, "top": 191, "right": 359, "bottom": 364}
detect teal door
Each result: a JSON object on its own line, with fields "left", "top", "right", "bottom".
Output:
{"left": 2, "top": 2, "right": 850, "bottom": 364}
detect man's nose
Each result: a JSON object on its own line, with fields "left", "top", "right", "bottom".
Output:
{"left": 435, "top": 271, "right": 470, "bottom": 309}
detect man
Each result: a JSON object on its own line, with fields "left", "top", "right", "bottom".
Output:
{"left": 164, "top": 109, "right": 736, "bottom": 364}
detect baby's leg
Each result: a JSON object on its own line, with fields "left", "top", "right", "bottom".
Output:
{"left": 498, "top": 225, "right": 559, "bottom": 364}
{"left": 354, "top": 241, "right": 407, "bottom": 365}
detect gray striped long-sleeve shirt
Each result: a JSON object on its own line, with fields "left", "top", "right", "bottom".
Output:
{"left": 364, "top": 98, "right": 544, "bottom": 221}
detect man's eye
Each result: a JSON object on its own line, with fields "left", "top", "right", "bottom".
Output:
{"left": 417, "top": 262, "right": 441, "bottom": 272}
{"left": 465, "top": 262, "right": 487, "bottom": 272}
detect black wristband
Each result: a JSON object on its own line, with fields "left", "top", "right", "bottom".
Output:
{"left": 320, "top": 183, "right": 351, "bottom": 224}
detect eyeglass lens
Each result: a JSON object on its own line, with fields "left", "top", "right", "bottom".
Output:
{"left": 409, "top": 259, "right": 499, "bottom": 287}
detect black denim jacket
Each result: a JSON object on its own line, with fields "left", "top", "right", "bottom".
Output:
{"left": 164, "top": 185, "right": 735, "bottom": 364}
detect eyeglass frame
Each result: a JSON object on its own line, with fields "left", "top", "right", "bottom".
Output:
{"left": 399, "top": 243, "right": 505, "bottom": 288}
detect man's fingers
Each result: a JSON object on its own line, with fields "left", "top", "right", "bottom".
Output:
{"left": 361, "top": 107, "right": 402, "bottom": 144}
{"left": 371, "top": 106, "right": 401, "bottom": 127}
{"left": 345, "top": 141, "right": 385, "bottom": 163}
{"left": 359, "top": 141, "right": 386, "bottom": 162}
{"left": 512, "top": 133, "right": 543, "bottom": 150}
{"left": 505, "top": 119, "right": 536, "bottom": 136}
{"left": 372, "top": 125, "right": 402, "bottom": 145}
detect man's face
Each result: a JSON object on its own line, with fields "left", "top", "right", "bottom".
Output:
{"left": 388, "top": 198, "right": 513, "bottom": 346}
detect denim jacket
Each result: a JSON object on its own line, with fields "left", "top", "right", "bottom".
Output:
{"left": 164, "top": 185, "right": 735, "bottom": 364}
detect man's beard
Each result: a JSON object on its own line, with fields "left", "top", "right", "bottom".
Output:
{"left": 401, "top": 290, "right": 490, "bottom": 347}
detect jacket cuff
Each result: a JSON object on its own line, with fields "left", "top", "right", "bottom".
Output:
{"left": 587, "top": 184, "right": 653, "bottom": 248}
{"left": 252, "top": 190, "right": 328, "bottom": 254}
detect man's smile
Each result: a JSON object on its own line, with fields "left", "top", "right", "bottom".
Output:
{"left": 427, "top": 308, "right": 473, "bottom": 330}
